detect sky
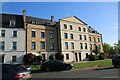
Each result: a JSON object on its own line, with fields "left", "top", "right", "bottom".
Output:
{"left": 1, "top": 2, "right": 118, "bottom": 46}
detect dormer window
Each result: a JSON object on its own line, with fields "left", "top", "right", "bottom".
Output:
{"left": 32, "top": 21, "right": 37, "bottom": 24}
{"left": 45, "top": 23, "right": 50, "bottom": 26}
{"left": 10, "top": 20, "right": 15, "bottom": 26}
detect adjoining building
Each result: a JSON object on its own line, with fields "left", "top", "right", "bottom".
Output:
{"left": 0, "top": 10, "right": 103, "bottom": 63}
{"left": 23, "top": 10, "right": 58, "bottom": 62}
{"left": 0, "top": 14, "right": 25, "bottom": 64}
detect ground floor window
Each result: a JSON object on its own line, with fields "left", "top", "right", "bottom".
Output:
{"left": 12, "top": 56, "right": 16, "bottom": 62}
{"left": 66, "top": 54, "right": 69, "bottom": 60}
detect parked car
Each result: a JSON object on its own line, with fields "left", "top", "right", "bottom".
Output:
{"left": 2, "top": 64, "right": 32, "bottom": 80}
{"left": 14, "top": 64, "right": 31, "bottom": 71}
{"left": 112, "top": 55, "right": 120, "bottom": 68}
{"left": 41, "top": 60, "right": 73, "bottom": 72}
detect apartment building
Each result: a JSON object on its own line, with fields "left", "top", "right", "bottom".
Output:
{"left": 88, "top": 27, "right": 103, "bottom": 52}
{"left": 58, "top": 16, "right": 90, "bottom": 62}
{"left": 0, "top": 14, "right": 25, "bottom": 64}
{"left": 23, "top": 10, "right": 58, "bottom": 61}
{"left": 0, "top": 10, "right": 103, "bottom": 63}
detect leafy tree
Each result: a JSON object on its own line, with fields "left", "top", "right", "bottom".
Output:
{"left": 109, "top": 47, "right": 117, "bottom": 58}
{"left": 23, "top": 53, "right": 35, "bottom": 65}
{"left": 103, "top": 43, "right": 111, "bottom": 58}
{"left": 55, "top": 53, "right": 64, "bottom": 61}
{"left": 113, "top": 40, "right": 120, "bottom": 54}
{"left": 91, "top": 45, "right": 100, "bottom": 60}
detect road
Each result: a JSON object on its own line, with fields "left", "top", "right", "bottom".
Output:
{"left": 32, "top": 67, "right": 120, "bottom": 78}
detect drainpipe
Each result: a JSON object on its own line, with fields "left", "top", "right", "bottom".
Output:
{"left": 22, "top": 10, "right": 27, "bottom": 55}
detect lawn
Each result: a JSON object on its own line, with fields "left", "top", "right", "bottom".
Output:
{"left": 73, "top": 59, "right": 112, "bottom": 69}
{"left": 28, "top": 59, "right": 112, "bottom": 71}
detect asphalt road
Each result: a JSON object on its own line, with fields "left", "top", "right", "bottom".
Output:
{"left": 32, "top": 67, "right": 120, "bottom": 79}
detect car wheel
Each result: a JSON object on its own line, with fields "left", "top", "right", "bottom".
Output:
{"left": 46, "top": 67, "right": 50, "bottom": 72}
{"left": 66, "top": 66, "right": 71, "bottom": 70}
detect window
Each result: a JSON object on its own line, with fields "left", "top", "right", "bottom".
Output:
{"left": 41, "top": 32, "right": 45, "bottom": 38}
{"left": 94, "top": 37, "right": 96, "bottom": 42}
{"left": 31, "top": 42, "right": 36, "bottom": 50}
{"left": 32, "top": 21, "right": 37, "bottom": 24}
{"left": 70, "top": 25, "right": 73, "bottom": 30}
{"left": 98, "top": 45, "right": 101, "bottom": 50}
{"left": 31, "top": 31, "right": 35, "bottom": 37}
{"left": 94, "top": 44, "right": 97, "bottom": 50}
{"left": 98, "top": 38, "right": 100, "bottom": 42}
{"left": 85, "top": 43, "right": 87, "bottom": 49}
{"left": 1, "top": 30, "right": 5, "bottom": 37}
{"left": 80, "top": 43, "right": 83, "bottom": 49}
{"left": 13, "top": 31, "right": 17, "bottom": 37}
{"left": 64, "top": 24, "right": 67, "bottom": 29}
{"left": 41, "top": 42, "right": 45, "bottom": 49}
{"left": 83, "top": 28, "right": 86, "bottom": 32}
{"left": 78, "top": 27, "right": 81, "bottom": 31}
{"left": 50, "top": 43, "right": 54, "bottom": 50}
{"left": 50, "top": 32, "right": 53, "bottom": 39}
{"left": 70, "top": 34, "right": 73, "bottom": 39}
{"left": 66, "top": 54, "right": 69, "bottom": 60}
{"left": 90, "top": 44, "right": 92, "bottom": 50}
{"left": 65, "top": 42, "right": 68, "bottom": 49}
{"left": 79, "top": 35, "right": 82, "bottom": 40}
{"left": 89, "top": 37, "right": 91, "bottom": 42}
{"left": 71, "top": 42, "right": 74, "bottom": 49}
{"left": 10, "top": 20, "right": 15, "bottom": 26}
{"left": 84, "top": 35, "right": 87, "bottom": 40}
{"left": 13, "top": 42, "right": 17, "bottom": 50}
{"left": 12, "top": 56, "right": 16, "bottom": 62}
{"left": 64, "top": 33, "right": 68, "bottom": 39}
{"left": 0, "top": 42, "right": 4, "bottom": 50}
{"left": 86, "top": 53, "right": 89, "bottom": 58}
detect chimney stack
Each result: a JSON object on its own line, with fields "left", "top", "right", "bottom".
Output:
{"left": 51, "top": 16, "right": 54, "bottom": 22}
{"left": 23, "top": 10, "right": 26, "bottom": 23}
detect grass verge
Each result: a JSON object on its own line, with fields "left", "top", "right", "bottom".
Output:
{"left": 73, "top": 59, "right": 112, "bottom": 69}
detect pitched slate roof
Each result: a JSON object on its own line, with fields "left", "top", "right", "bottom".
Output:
{"left": 26, "top": 16, "right": 57, "bottom": 27}
{"left": 0, "top": 13, "right": 57, "bottom": 28}
{"left": 0, "top": 13, "right": 24, "bottom": 28}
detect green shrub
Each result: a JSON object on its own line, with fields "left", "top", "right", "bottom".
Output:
{"left": 89, "top": 54, "right": 97, "bottom": 61}
{"left": 49, "top": 54, "right": 55, "bottom": 61}
{"left": 98, "top": 53, "right": 105, "bottom": 60}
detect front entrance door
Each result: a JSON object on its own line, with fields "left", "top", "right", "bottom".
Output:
{"left": 0, "top": 55, "right": 5, "bottom": 63}
{"left": 75, "top": 53, "right": 78, "bottom": 62}
{"left": 79, "top": 53, "right": 81, "bottom": 61}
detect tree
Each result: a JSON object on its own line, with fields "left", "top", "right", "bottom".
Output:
{"left": 109, "top": 47, "right": 117, "bottom": 58}
{"left": 103, "top": 43, "right": 111, "bottom": 58}
{"left": 113, "top": 40, "right": 120, "bottom": 54}
{"left": 55, "top": 53, "right": 64, "bottom": 61}
{"left": 92, "top": 46, "right": 100, "bottom": 60}
{"left": 23, "top": 53, "right": 35, "bottom": 65}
